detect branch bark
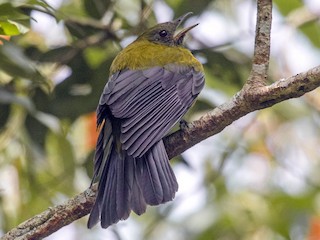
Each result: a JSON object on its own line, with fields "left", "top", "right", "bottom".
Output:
{"left": 1, "top": 188, "right": 97, "bottom": 240}
{"left": 2, "top": 0, "right": 320, "bottom": 239}
{"left": 247, "top": 0, "right": 272, "bottom": 86}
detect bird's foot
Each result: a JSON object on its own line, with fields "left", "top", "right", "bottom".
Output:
{"left": 179, "top": 119, "right": 189, "bottom": 131}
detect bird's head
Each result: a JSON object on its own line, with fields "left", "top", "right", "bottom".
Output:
{"left": 138, "top": 12, "right": 198, "bottom": 46}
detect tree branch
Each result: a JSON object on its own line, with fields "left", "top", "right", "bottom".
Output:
{"left": 247, "top": 0, "right": 272, "bottom": 86}
{"left": 2, "top": 0, "right": 320, "bottom": 239}
{"left": 1, "top": 187, "right": 97, "bottom": 240}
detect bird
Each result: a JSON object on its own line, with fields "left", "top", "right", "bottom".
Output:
{"left": 87, "top": 12, "right": 205, "bottom": 229}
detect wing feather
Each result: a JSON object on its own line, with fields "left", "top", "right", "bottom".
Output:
{"left": 112, "top": 80, "right": 160, "bottom": 117}
{"left": 107, "top": 75, "right": 146, "bottom": 105}
{"left": 120, "top": 86, "right": 177, "bottom": 147}
{"left": 115, "top": 83, "right": 164, "bottom": 126}
{"left": 100, "top": 65, "right": 204, "bottom": 158}
{"left": 120, "top": 84, "right": 176, "bottom": 135}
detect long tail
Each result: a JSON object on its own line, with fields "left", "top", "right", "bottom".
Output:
{"left": 87, "top": 118, "right": 178, "bottom": 229}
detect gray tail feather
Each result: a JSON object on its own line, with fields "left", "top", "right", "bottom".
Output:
{"left": 137, "top": 140, "right": 178, "bottom": 205}
{"left": 88, "top": 121, "right": 178, "bottom": 229}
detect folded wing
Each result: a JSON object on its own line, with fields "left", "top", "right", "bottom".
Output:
{"left": 99, "top": 65, "right": 205, "bottom": 158}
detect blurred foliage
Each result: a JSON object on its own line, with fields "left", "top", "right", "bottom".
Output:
{"left": 1, "top": 0, "right": 320, "bottom": 239}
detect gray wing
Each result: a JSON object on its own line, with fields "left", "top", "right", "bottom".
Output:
{"left": 99, "top": 65, "right": 204, "bottom": 158}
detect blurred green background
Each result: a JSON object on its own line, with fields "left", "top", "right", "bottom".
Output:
{"left": 1, "top": 0, "right": 320, "bottom": 239}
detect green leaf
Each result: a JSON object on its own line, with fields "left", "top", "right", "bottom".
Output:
{"left": 83, "top": 0, "right": 112, "bottom": 19}
{"left": 0, "top": 42, "right": 35, "bottom": 77}
{"left": 165, "top": 0, "right": 211, "bottom": 16}
{"left": 274, "top": 0, "right": 320, "bottom": 49}
{"left": 202, "top": 50, "right": 250, "bottom": 95}
{"left": 0, "top": 88, "right": 35, "bottom": 112}
{"left": 39, "top": 46, "right": 79, "bottom": 63}
{"left": 274, "top": 0, "right": 303, "bottom": 16}
{"left": 83, "top": 45, "right": 113, "bottom": 68}
{"left": 0, "top": 3, "right": 29, "bottom": 20}
{"left": 0, "top": 3, "right": 17, "bottom": 17}
{"left": 45, "top": 128, "right": 76, "bottom": 184}
{"left": 0, "top": 42, "right": 50, "bottom": 91}
{"left": 27, "top": 0, "right": 55, "bottom": 10}
{"left": 299, "top": 21, "right": 320, "bottom": 48}
{"left": 0, "top": 20, "right": 20, "bottom": 35}
{"left": 64, "top": 18, "right": 104, "bottom": 38}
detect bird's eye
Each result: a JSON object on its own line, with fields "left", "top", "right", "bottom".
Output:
{"left": 159, "top": 30, "right": 167, "bottom": 37}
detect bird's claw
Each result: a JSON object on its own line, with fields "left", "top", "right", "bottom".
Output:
{"left": 179, "top": 119, "right": 189, "bottom": 131}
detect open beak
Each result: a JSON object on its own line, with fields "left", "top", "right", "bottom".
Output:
{"left": 172, "top": 12, "right": 198, "bottom": 44}
{"left": 174, "top": 23, "right": 198, "bottom": 43}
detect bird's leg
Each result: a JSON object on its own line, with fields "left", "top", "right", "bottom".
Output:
{"left": 179, "top": 119, "right": 189, "bottom": 131}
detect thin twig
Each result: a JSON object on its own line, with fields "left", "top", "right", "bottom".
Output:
{"left": 247, "top": 0, "right": 272, "bottom": 87}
